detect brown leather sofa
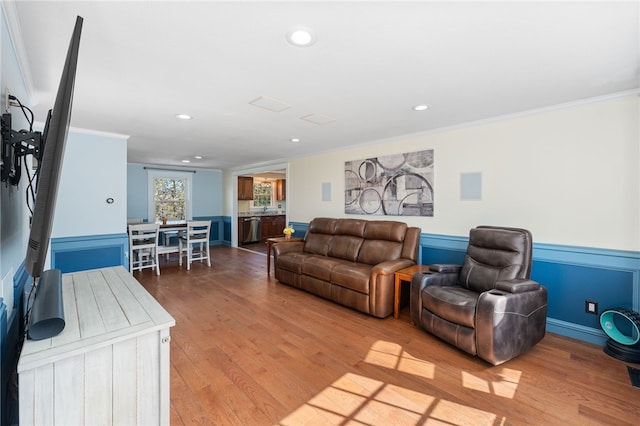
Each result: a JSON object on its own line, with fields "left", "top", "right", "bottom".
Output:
{"left": 273, "top": 217, "right": 421, "bottom": 318}
{"left": 410, "top": 226, "right": 548, "bottom": 365}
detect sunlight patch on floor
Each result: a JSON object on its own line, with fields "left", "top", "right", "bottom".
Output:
{"left": 461, "top": 368, "right": 521, "bottom": 398}
{"left": 281, "top": 372, "right": 434, "bottom": 425}
{"left": 280, "top": 371, "right": 504, "bottom": 426}
{"left": 364, "top": 340, "right": 435, "bottom": 379}
{"left": 364, "top": 340, "right": 521, "bottom": 399}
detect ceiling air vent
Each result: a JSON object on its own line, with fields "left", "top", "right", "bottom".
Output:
{"left": 249, "top": 96, "right": 292, "bottom": 112}
{"left": 300, "top": 113, "right": 336, "bottom": 125}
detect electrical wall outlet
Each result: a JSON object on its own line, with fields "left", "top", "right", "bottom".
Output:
{"left": 585, "top": 300, "right": 598, "bottom": 315}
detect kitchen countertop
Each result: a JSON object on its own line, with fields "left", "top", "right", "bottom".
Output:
{"left": 238, "top": 212, "right": 285, "bottom": 217}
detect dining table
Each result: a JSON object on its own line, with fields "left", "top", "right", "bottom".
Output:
{"left": 156, "top": 221, "right": 187, "bottom": 255}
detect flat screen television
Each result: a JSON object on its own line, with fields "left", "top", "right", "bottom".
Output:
{"left": 24, "top": 16, "right": 83, "bottom": 340}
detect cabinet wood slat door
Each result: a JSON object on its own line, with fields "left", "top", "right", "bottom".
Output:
{"left": 259, "top": 215, "right": 286, "bottom": 240}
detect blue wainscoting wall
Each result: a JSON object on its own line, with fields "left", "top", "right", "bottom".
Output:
{"left": 531, "top": 244, "right": 638, "bottom": 344}
{"left": 0, "top": 299, "right": 6, "bottom": 425}
{"left": 193, "top": 216, "right": 229, "bottom": 246}
{"left": 222, "top": 215, "right": 232, "bottom": 244}
{"left": 1, "top": 264, "right": 30, "bottom": 425}
{"left": 51, "top": 234, "right": 129, "bottom": 273}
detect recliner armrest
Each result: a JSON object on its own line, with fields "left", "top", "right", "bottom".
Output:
{"left": 495, "top": 279, "right": 540, "bottom": 293}
{"left": 476, "top": 285, "right": 548, "bottom": 365}
{"left": 429, "top": 264, "right": 462, "bottom": 274}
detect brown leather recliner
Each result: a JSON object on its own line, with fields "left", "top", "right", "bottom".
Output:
{"left": 410, "top": 226, "right": 547, "bottom": 365}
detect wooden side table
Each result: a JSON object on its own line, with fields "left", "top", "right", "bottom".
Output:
{"left": 266, "top": 236, "right": 303, "bottom": 274}
{"left": 393, "top": 265, "right": 431, "bottom": 319}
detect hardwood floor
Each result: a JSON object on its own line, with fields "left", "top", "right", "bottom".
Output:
{"left": 135, "top": 246, "right": 639, "bottom": 425}
{"left": 239, "top": 242, "right": 269, "bottom": 255}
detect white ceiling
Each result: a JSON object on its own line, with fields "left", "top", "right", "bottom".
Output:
{"left": 5, "top": 1, "right": 639, "bottom": 170}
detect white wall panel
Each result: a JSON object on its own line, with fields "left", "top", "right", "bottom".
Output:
{"left": 52, "top": 129, "right": 128, "bottom": 238}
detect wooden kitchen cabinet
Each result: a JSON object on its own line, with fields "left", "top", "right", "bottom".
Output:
{"left": 261, "top": 216, "right": 276, "bottom": 240}
{"left": 238, "top": 176, "right": 254, "bottom": 200}
{"left": 261, "top": 215, "right": 286, "bottom": 240}
{"left": 275, "top": 179, "right": 286, "bottom": 201}
{"left": 274, "top": 215, "right": 286, "bottom": 237}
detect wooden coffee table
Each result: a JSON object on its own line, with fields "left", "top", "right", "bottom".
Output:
{"left": 393, "top": 265, "right": 431, "bottom": 319}
{"left": 266, "top": 236, "right": 303, "bottom": 274}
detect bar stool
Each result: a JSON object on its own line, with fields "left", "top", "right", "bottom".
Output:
{"left": 128, "top": 223, "right": 161, "bottom": 275}
{"left": 178, "top": 220, "right": 211, "bottom": 270}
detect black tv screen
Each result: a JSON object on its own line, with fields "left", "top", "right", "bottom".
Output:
{"left": 24, "top": 16, "right": 83, "bottom": 280}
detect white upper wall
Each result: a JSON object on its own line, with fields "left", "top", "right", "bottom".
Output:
{"left": 52, "top": 129, "right": 128, "bottom": 238}
{"left": 286, "top": 93, "right": 639, "bottom": 251}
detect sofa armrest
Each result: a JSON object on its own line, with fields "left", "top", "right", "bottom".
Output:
{"left": 272, "top": 241, "right": 304, "bottom": 256}
{"left": 495, "top": 279, "right": 540, "bottom": 293}
{"left": 368, "top": 260, "right": 417, "bottom": 318}
{"left": 371, "top": 259, "right": 416, "bottom": 276}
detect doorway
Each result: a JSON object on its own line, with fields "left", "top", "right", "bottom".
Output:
{"left": 234, "top": 166, "right": 287, "bottom": 255}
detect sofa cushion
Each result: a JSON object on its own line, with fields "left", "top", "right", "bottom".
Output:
{"left": 331, "top": 285, "right": 370, "bottom": 314}
{"left": 334, "top": 218, "right": 367, "bottom": 237}
{"left": 304, "top": 233, "right": 333, "bottom": 256}
{"left": 300, "top": 275, "right": 332, "bottom": 300}
{"left": 357, "top": 240, "right": 402, "bottom": 265}
{"left": 301, "top": 256, "right": 339, "bottom": 281}
{"left": 308, "top": 217, "right": 337, "bottom": 233}
{"left": 331, "top": 262, "right": 371, "bottom": 294}
{"left": 354, "top": 220, "right": 407, "bottom": 265}
{"left": 277, "top": 252, "right": 313, "bottom": 274}
{"left": 363, "top": 220, "right": 407, "bottom": 242}
{"left": 328, "top": 235, "right": 363, "bottom": 262}
{"left": 303, "top": 217, "right": 337, "bottom": 256}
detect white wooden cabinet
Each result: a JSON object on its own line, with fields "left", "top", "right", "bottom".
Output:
{"left": 18, "top": 266, "right": 175, "bottom": 425}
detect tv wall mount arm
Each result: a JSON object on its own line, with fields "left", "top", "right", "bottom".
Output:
{"left": 1, "top": 110, "right": 42, "bottom": 186}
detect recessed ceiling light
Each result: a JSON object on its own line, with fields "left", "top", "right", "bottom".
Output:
{"left": 290, "top": 138, "right": 301, "bottom": 143}
{"left": 413, "top": 104, "right": 430, "bottom": 111}
{"left": 286, "top": 26, "right": 316, "bottom": 47}
{"left": 194, "top": 156, "right": 202, "bottom": 159}
{"left": 176, "top": 114, "right": 192, "bottom": 120}
{"left": 181, "top": 159, "right": 191, "bottom": 163}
